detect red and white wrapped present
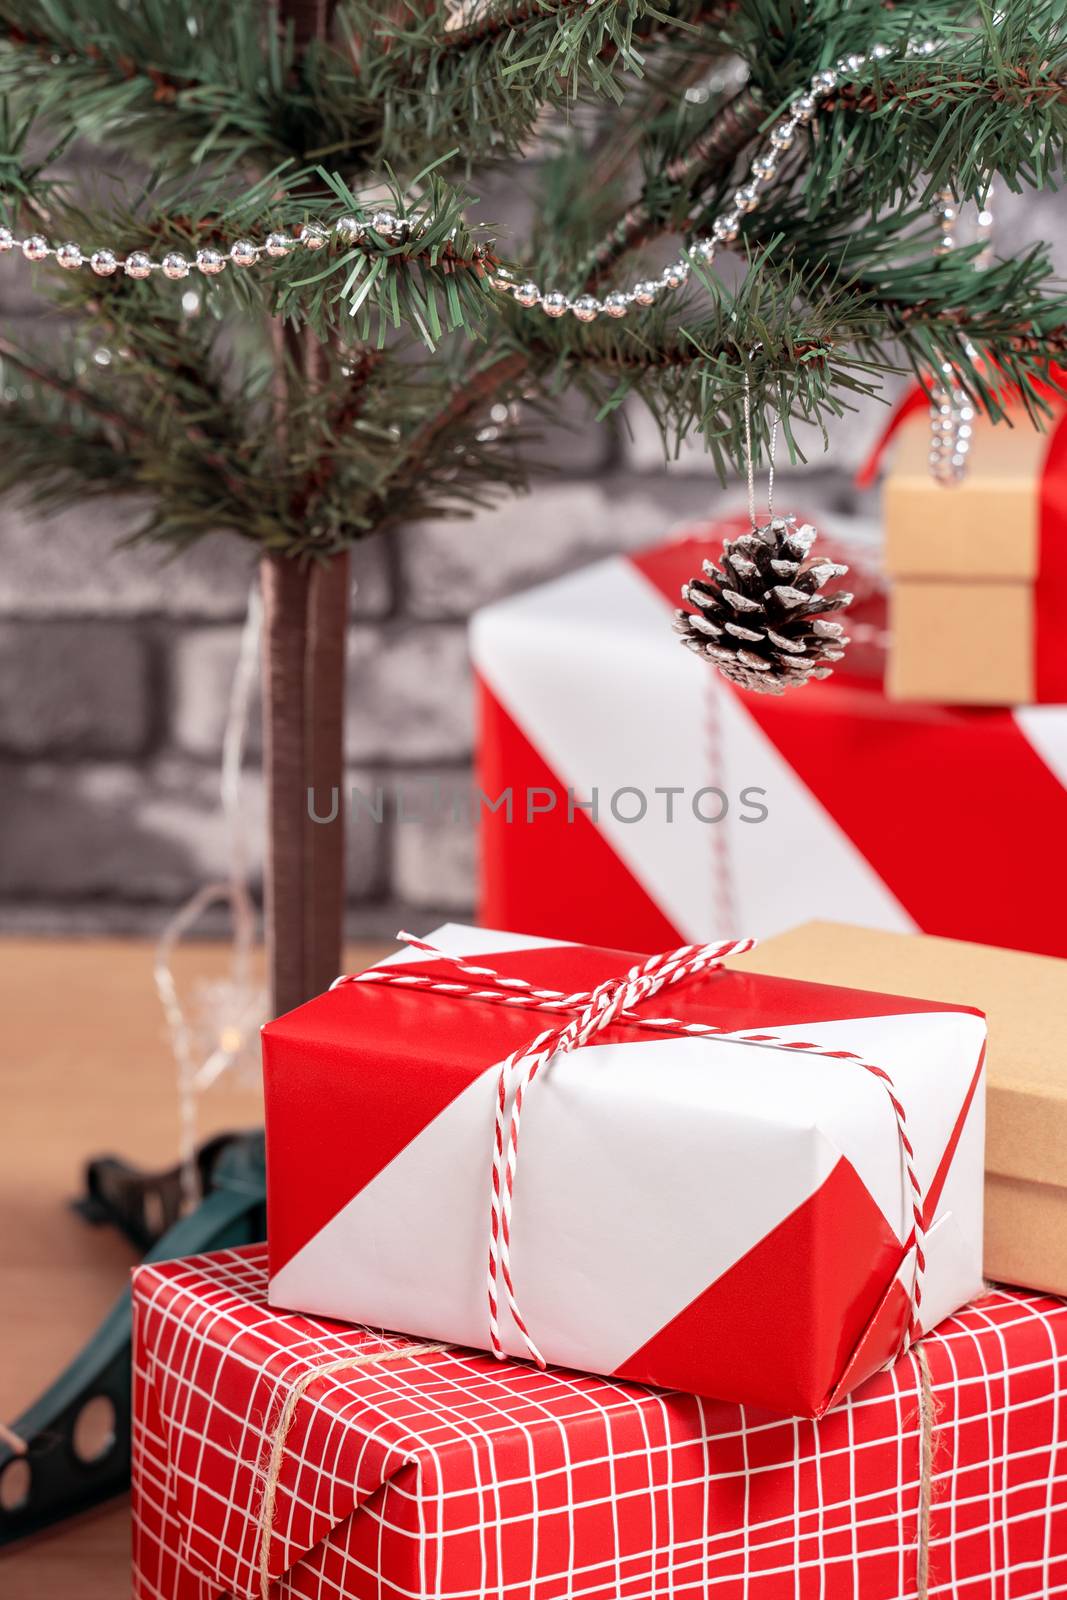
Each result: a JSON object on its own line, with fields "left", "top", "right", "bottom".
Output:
{"left": 262, "top": 923, "right": 986, "bottom": 1419}
{"left": 470, "top": 521, "right": 1067, "bottom": 958}
{"left": 132, "top": 1245, "right": 1067, "bottom": 1600}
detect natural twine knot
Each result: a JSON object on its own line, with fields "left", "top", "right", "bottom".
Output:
{"left": 256, "top": 1340, "right": 449, "bottom": 1600}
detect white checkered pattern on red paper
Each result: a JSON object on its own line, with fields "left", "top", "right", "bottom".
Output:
{"left": 132, "top": 1246, "right": 1067, "bottom": 1600}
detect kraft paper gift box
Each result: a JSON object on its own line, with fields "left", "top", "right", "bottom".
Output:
{"left": 878, "top": 392, "right": 1067, "bottom": 705}
{"left": 131, "top": 1246, "right": 1067, "bottom": 1600}
{"left": 470, "top": 519, "right": 1067, "bottom": 960}
{"left": 729, "top": 919, "right": 1067, "bottom": 1299}
{"left": 261, "top": 922, "right": 987, "bottom": 1420}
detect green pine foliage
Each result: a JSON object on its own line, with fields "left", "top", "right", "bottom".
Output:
{"left": 0, "top": 0, "right": 1065, "bottom": 556}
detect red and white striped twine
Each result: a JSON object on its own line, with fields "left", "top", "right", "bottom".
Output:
{"left": 705, "top": 678, "right": 741, "bottom": 939}
{"left": 335, "top": 935, "right": 927, "bottom": 1368}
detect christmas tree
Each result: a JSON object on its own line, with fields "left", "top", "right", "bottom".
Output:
{"left": 0, "top": 0, "right": 1064, "bottom": 1013}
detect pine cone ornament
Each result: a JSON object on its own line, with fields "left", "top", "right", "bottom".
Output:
{"left": 673, "top": 516, "right": 854, "bottom": 694}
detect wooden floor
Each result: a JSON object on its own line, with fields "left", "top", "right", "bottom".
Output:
{"left": 0, "top": 937, "right": 388, "bottom": 1598}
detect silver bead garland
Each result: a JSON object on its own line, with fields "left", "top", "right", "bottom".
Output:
{"left": 0, "top": 206, "right": 463, "bottom": 281}
{"left": 0, "top": 39, "right": 946, "bottom": 321}
{"left": 928, "top": 179, "right": 993, "bottom": 485}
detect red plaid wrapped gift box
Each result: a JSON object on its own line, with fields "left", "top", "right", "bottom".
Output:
{"left": 470, "top": 521, "right": 1067, "bottom": 959}
{"left": 261, "top": 924, "right": 986, "bottom": 1420}
{"left": 131, "top": 1245, "right": 1067, "bottom": 1600}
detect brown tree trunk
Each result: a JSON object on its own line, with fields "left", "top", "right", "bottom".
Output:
{"left": 260, "top": 553, "right": 351, "bottom": 1017}
{"left": 261, "top": 0, "right": 348, "bottom": 1019}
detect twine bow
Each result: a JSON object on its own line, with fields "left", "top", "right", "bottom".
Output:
{"left": 338, "top": 934, "right": 929, "bottom": 1371}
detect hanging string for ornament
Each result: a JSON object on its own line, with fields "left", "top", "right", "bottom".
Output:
{"left": 928, "top": 177, "right": 994, "bottom": 485}
{"left": 672, "top": 366, "right": 854, "bottom": 693}
{"left": 0, "top": 38, "right": 942, "bottom": 323}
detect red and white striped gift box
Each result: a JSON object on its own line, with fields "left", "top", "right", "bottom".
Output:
{"left": 131, "top": 1245, "right": 1067, "bottom": 1600}
{"left": 261, "top": 924, "right": 986, "bottom": 1420}
{"left": 470, "top": 522, "right": 1067, "bottom": 959}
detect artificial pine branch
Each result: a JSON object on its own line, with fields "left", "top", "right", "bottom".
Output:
{"left": 394, "top": 349, "right": 529, "bottom": 495}
{"left": 0, "top": 0, "right": 1066, "bottom": 545}
{"left": 1, "top": 16, "right": 194, "bottom": 103}
{"left": 431, "top": 0, "right": 592, "bottom": 52}
{"left": 0, "top": 1, "right": 290, "bottom": 166}
{"left": 581, "top": 84, "right": 767, "bottom": 286}
{"left": 382, "top": 65, "right": 773, "bottom": 491}
{"left": 0, "top": 332, "right": 147, "bottom": 448}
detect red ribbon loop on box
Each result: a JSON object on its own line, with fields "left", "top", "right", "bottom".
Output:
{"left": 1036, "top": 407, "right": 1067, "bottom": 701}
{"left": 338, "top": 935, "right": 931, "bottom": 1371}
{"left": 856, "top": 369, "right": 1067, "bottom": 701}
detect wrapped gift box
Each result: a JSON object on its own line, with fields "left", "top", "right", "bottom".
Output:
{"left": 261, "top": 923, "right": 986, "bottom": 1419}
{"left": 728, "top": 919, "right": 1067, "bottom": 1298}
{"left": 132, "top": 1245, "right": 1067, "bottom": 1600}
{"left": 878, "top": 392, "right": 1067, "bottom": 705}
{"left": 470, "top": 523, "right": 1067, "bottom": 958}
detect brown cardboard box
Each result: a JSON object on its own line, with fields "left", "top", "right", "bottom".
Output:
{"left": 728, "top": 921, "right": 1067, "bottom": 1297}
{"left": 883, "top": 409, "right": 1049, "bottom": 704}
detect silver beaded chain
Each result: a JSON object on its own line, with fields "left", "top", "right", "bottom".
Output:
{"left": 494, "top": 40, "right": 939, "bottom": 321}
{"left": 0, "top": 210, "right": 418, "bottom": 281}
{"left": 928, "top": 179, "right": 994, "bottom": 484}
{"left": 0, "top": 39, "right": 944, "bottom": 314}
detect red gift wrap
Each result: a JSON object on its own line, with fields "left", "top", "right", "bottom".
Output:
{"left": 260, "top": 926, "right": 985, "bottom": 1421}
{"left": 131, "top": 1246, "right": 1067, "bottom": 1600}
{"left": 471, "top": 524, "right": 1067, "bottom": 958}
